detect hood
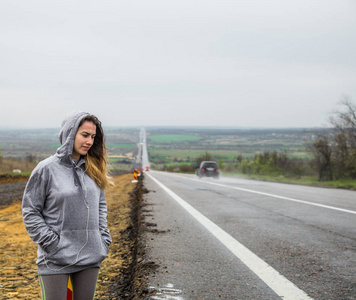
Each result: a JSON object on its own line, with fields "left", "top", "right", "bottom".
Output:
{"left": 56, "top": 111, "right": 90, "bottom": 165}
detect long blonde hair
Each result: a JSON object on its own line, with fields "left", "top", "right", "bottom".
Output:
{"left": 79, "top": 115, "right": 114, "bottom": 190}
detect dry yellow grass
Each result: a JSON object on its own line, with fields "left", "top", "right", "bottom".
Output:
{"left": 0, "top": 173, "right": 135, "bottom": 299}
{"left": 0, "top": 159, "right": 37, "bottom": 175}
{"left": 96, "top": 173, "right": 136, "bottom": 299}
{"left": 0, "top": 201, "right": 39, "bottom": 299}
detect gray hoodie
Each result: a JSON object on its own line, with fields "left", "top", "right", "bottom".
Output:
{"left": 22, "top": 111, "right": 112, "bottom": 275}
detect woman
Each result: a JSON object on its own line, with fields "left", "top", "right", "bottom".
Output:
{"left": 22, "top": 111, "right": 113, "bottom": 300}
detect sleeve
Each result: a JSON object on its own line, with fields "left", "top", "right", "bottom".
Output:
{"left": 99, "top": 189, "right": 112, "bottom": 247}
{"left": 22, "top": 168, "right": 59, "bottom": 253}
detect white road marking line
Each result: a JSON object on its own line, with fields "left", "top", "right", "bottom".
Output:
{"left": 167, "top": 173, "right": 356, "bottom": 215}
{"left": 146, "top": 172, "right": 313, "bottom": 300}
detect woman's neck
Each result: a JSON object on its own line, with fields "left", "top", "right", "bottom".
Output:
{"left": 72, "top": 153, "right": 80, "bottom": 162}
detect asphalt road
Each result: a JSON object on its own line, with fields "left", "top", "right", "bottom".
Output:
{"left": 133, "top": 128, "right": 150, "bottom": 171}
{"left": 142, "top": 171, "right": 356, "bottom": 300}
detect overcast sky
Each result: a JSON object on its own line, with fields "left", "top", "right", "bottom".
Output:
{"left": 0, "top": 0, "right": 355, "bottom": 129}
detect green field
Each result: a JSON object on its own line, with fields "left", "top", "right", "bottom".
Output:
{"left": 230, "top": 173, "right": 356, "bottom": 190}
{"left": 106, "top": 143, "right": 136, "bottom": 149}
{"left": 149, "top": 134, "right": 201, "bottom": 143}
{"left": 146, "top": 127, "right": 315, "bottom": 167}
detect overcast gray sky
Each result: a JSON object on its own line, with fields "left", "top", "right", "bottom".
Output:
{"left": 0, "top": 0, "right": 355, "bottom": 128}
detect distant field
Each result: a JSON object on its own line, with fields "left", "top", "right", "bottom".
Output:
{"left": 107, "top": 143, "right": 136, "bottom": 149}
{"left": 0, "top": 128, "right": 139, "bottom": 159}
{"left": 0, "top": 127, "right": 319, "bottom": 175}
{"left": 149, "top": 134, "right": 201, "bottom": 143}
{"left": 146, "top": 127, "right": 316, "bottom": 168}
{"left": 0, "top": 127, "right": 140, "bottom": 175}
{"left": 148, "top": 148, "right": 239, "bottom": 161}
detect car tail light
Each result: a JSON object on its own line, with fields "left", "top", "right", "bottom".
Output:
{"left": 216, "top": 169, "right": 219, "bottom": 172}
{"left": 202, "top": 168, "right": 205, "bottom": 172}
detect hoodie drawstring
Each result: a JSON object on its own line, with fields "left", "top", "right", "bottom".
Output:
{"left": 72, "top": 155, "right": 89, "bottom": 188}
{"left": 73, "top": 168, "right": 81, "bottom": 186}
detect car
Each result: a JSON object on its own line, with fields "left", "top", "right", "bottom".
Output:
{"left": 196, "top": 161, "right": 220, "bottom": 179}
{"left": 145, "top": 166, "right": 150, "bottom": 171}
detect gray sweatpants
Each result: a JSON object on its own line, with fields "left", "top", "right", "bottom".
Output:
{"left": 39, "top": 268, "right": 100, "bottom": 300}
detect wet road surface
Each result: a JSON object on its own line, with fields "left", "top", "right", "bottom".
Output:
{"left": 142, "top": 171, "right": 356, "bottom": 300}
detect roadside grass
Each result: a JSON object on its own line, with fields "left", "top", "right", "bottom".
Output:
{"left": 224, "top": 172, "right": 356, "bottom": 190}
{"left": 152, "top": 160, "right": 356, "bottom": 190}
{"left": 0, "top": 159, "right": 36, "bottom": 181}
{"left": 109, "top": 164, "right": 133, "bottom": 176}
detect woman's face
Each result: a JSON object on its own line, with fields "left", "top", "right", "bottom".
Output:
{"left": 72, "top": 121, "right": 97, "bottom": 160}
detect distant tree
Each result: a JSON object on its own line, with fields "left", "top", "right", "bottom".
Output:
{"left": 332, "top": 131, "right": 349, "bottom": 178}
{"left": 330, "top": 97, "right": 356, "bottom": 148}
{"left": 242, "top": 150, "right": 308, "bottom": 178}
{"left": 236, "top": 154, "right": 243, "bottom": 163}
{"left": 330, "top": 97, "right": 356, "bottom": 178}
{"left": 309, "top": 97, "right": 356, "bottom": 180}
{"left": 166, "top": 165, "right": 175, "bottom": 172}
{"left": 26, "top": 154, "right": 37, "bottom": 163}
{"left": 178, "top": 164, "right": 195, "bottom": 173}
{"left": 310, "top": 132, "right": 333, "bottom": 181}
{"left": 195, "top": 152, "right": 213, "bottom": 167}
{"left": 241, "top": 159, "right": 249, "bottom": 174}
{"left": 218, "top": 158, "right": 224, "bottom": 171}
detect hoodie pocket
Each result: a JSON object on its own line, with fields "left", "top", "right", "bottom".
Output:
{"left": 101, "top": 235, "right": 109, "bottom": 252}
{"left": 45, "top": 230, "right": 109, "bottom": 267}
{"left": 78, "top": 230, "right": 109, "bottom": 265}
{"left": 46, "top": 230, "right": 87, "bottom": 266}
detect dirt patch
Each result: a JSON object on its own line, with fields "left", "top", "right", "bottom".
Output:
{"left": 0, "top": 181, "right": 28, "bottom": 208}
{"left": 0, "top": 174, "right": 29, "bottom": 184}
{"left": 121, "top": 182, "right": 159, "bottom": 300}
{"left": 103, "top": 175, "right": 159, "bottom": 299}
{"left": 0, "top": 173, "right": 150, "bottom": 299}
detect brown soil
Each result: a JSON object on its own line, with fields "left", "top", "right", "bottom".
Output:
{"left": 0, "top": 181, "right": 28, "bottom": 207}
{"left": 0, "top": 174, "right": 29, "bottom": 184}
{"left": 0, "top": 173, "right": 148, "bottom": 300}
